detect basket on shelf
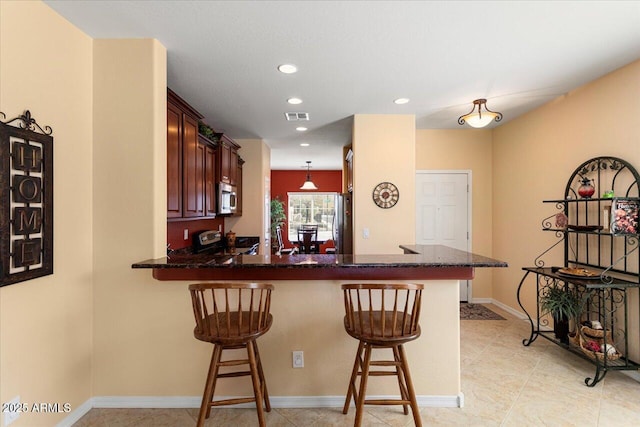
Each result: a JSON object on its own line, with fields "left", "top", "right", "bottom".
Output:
{"left": 569, "top": 330, "right": 580, "bottom": 346}
{"left": 581, "top": 325, "right": 607, "bottom": 338}
{"left": 578, "top": 326, "right": 621, "bottom": 362}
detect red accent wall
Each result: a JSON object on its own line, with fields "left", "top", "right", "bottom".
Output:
{"left": 271, "top": 170, "right": 342, "bottom": 248}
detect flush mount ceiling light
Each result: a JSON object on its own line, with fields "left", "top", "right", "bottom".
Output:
{"left": 300, "top": 161, "right": 318, "bottom": 190}
{"left": 300, "top": 143, "right": 310, "bottom": 147}
{"left": 296, "top": 126, "right": 308, "bottom": 132}
{"left": 278, "top": 64, "right": 297, "bottom": 74}
{"left": 287, "top": 97, "right": 303, "bottom": 105}
{"left": 394, "top": 98, "right": 410, "bottom": 105}
{"left": 458, "top": 98, "right": 503, "bottom": 128}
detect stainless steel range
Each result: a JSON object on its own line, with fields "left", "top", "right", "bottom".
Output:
{"left": 193, "top": 230, "right": 224, "bottom": 253}
{"left": 193, "top": 230, "right": 260, "bottom": 255}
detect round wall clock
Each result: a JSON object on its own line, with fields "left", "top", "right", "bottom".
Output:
{"left": 372, "top": 182, "right": 399, "bottom": 209}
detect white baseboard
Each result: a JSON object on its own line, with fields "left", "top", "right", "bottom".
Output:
{"left": 91, "top": 393, "right": 462, "bottom": 408}
{"left": 622, "top": 370, "right": 640, "bottom": 382}
{"left": 55, "top": 398, "right": 93, "bottom": 427}
{"left": 470, "top": 297, "right": 528, "bottom": 320}
{"left": 57, "top": 393, "right": 463, "bottom": 425}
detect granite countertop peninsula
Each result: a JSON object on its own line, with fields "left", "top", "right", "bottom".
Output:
{"left": 132, "top": 245, "right": 507, "bottom": 281}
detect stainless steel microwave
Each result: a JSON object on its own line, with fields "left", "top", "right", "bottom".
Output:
{"left": 218, "top": 182, "right": 237, "bottom": 215}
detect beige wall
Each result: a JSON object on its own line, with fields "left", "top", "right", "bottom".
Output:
{"left": 91, "top": 38, "right": 172, "bottom": 395}
{"left": 352, "top": 115, "right": 416, "bottom": 254}
{"left": 224, "top": 138, "right": 271, "bottom": 253}
{"left": 0, "top": 2, "right": 94, "bottom": 426}
{"left": 492, "top": 60, "right": 640, "bottom": 359}
{"left": 3, "top": 2, "right": 640, "bottom": 423}
{"left": 415, "top": 129, "right": 494, "bottom": 298}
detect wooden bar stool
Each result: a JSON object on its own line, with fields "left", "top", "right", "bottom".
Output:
{"left": 189, "top": 282, "right": 274, "bottom": 427}
{"left": 341, "top": 283, "right": 424, "bottom": 427}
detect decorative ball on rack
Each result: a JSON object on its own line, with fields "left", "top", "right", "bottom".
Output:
{"left": 555, "top": 213, "right": 568, "bottom": 229}
{"left": 600, "top": 343, "right": 617, "bottom": 355}
{"left": 585, "top": 340, "right": 600, "bottom": 352}
{"left": 590, "top": 320, "right": 603, "bottom": 330}
{"left": 578, "top": 177, "right": 595, "bottom": 198}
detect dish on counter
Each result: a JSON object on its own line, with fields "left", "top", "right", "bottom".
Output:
{"left": 567, "top": 225, "right": 603, "bottom": 232}
{"left": 557, "top": 267, "right": 600, "bottom": 279}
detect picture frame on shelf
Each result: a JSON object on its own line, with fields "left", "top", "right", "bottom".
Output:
{"left": 610, "top": 198, "right": 639, "bottom": 235}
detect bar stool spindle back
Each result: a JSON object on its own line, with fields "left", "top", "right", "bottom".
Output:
{"left": 341, "top": 283, "right": 424, "bottom": 427}
{"left": 189, "top": 282, "right": 274, "bottom": 427}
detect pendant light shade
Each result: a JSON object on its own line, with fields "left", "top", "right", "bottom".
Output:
{"left": 300, "top": 161, "right": 318, "bottom": 190}
{"left": 458, "top": 99, "right": 503, "bottom": 128}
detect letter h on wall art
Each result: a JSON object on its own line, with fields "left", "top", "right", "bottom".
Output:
{"left": 0, "top": 110, "right": 53, "bottom": 286}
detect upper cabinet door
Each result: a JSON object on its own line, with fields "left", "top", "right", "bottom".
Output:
{"left": 204, "top": 142, "right": 217, "bottom": 217}
{"left": 219, "top": 141, "right": 232, "bottom": 184}
{"left": 229, "top": 147, "right": 238, "bottom": 186}
{"left": 182, "top": 114, "right": 204, "bottom": 217}
{"left": 167, "top": 101, "right": 183, "bottom": 218}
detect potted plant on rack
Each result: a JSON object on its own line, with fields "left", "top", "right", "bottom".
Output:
{"left": 539, "top": 285, "right": 584, "bottom": 344}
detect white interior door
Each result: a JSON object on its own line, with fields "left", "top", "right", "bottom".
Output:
{"left": 416, "top": 171, "right": 471, "bottom": 301}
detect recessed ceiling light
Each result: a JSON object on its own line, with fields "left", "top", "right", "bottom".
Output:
{"left": 296, "top": 127, "right": 308, "bottom": 132}
{"left": 278, "top": 64, "right": 297, "bottom": 74}
{"left": 300, "top": 143, "right": 310, "bottom": 147}
{"left": 288, "top": 97, "right": 303, "bottom": 105}
{"left": 394, "top": 98, "right": 410, "bottom": 105}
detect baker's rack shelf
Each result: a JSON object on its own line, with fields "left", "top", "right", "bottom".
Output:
{"left": 517, "top": 156, "right": 640, "bottom": 386}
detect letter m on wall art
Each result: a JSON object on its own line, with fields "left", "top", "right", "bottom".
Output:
{"left": 0, "top": 110, "right": 54, "bottom": 286}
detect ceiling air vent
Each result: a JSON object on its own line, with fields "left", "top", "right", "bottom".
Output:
{"left": 285, "top": 112, "right": 309, "bottom": 121}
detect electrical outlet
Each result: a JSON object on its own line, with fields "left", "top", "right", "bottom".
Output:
{"left": 4, "top": 396, "right": 21, "bottom": 426}
{"left": 183, "top": 229, "right": 189, "bottom": 240}
{"left": 292, "top": 350, "right": 304, "bottom": 368}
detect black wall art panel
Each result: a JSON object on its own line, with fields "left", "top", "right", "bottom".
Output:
{"left": 0, "top": 111, "right": 53, "bottom": 286}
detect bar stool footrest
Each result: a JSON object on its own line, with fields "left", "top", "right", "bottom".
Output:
{"left": 364, "top": 399, "right": 411, "bottom": 406}
{"left": 219, "top": 359, "right": 250, "bottom": 367}
{"left": 218, "top": 370, "right": 251, "bottom": 378}
{"left": 366, "top": 371, "right": 401, "bottom": 376}
{"left": 211, "top": 397, "right": 256, "bottom": 407}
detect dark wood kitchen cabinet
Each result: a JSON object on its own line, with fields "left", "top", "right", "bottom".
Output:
{"left": 176, "top": 132, "right": 218, "bottom": 218}
{"left": 167, "top": 88, "right": 242, "bottom": 219}
{"left": 167, "top": 100, "right": 183, "bottom": 218}
{"left": 218, "top": 135, "right": 241, "bottom": 186}
{"left": 167, "top": 89, "right": 203, "bottom": 218}
{"left": 203, "top": 137, "right": 217, "bottom": 217}
{"left": 182, "top": 117, "right": 204, "bottom": 217}
{"left": 234, "top": 157, "right": 244, "bottom": 216}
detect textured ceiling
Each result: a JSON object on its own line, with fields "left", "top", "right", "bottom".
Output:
{"left": 45, "top": 1, "right": 640, "bottom": 169}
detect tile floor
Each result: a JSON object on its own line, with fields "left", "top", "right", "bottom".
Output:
{"left": 73, "top": 304, "right": 640, "bottom": 426}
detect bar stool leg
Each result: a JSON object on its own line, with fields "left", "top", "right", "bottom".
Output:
{"left": 198, "top": 344, "right": 222, "bottom": 427}
{"left": 343, "top": 341, "right": 364, "bottom": 414}
{"left": 354, "top": 343, "right": 372, "bottom": 427}
{"left": 393, "top": 346, "right": 410, "bottom": 415}
{"left": 253, "top": 341, "right": 271, "bottom": 412}
{"left": 397, "top": 344, "right": 422, "bottom": 427}
{"left": 247, "top": 340, "right": 266, "bottom": 427}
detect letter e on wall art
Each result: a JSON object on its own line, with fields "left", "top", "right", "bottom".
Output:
{"left": 0, "top": 110, "right": 53, "bottom": 286}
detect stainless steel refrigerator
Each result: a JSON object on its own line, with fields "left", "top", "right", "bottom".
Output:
{"left": 334, "top": 193, "right": 353, "bottom": 254}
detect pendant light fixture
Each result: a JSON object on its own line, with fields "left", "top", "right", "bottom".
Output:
{"left": 458, "top": 98, "right": 503, "bottom": 128}
{"left": 300, "top": 161, "right": 318, "bottom": 190}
